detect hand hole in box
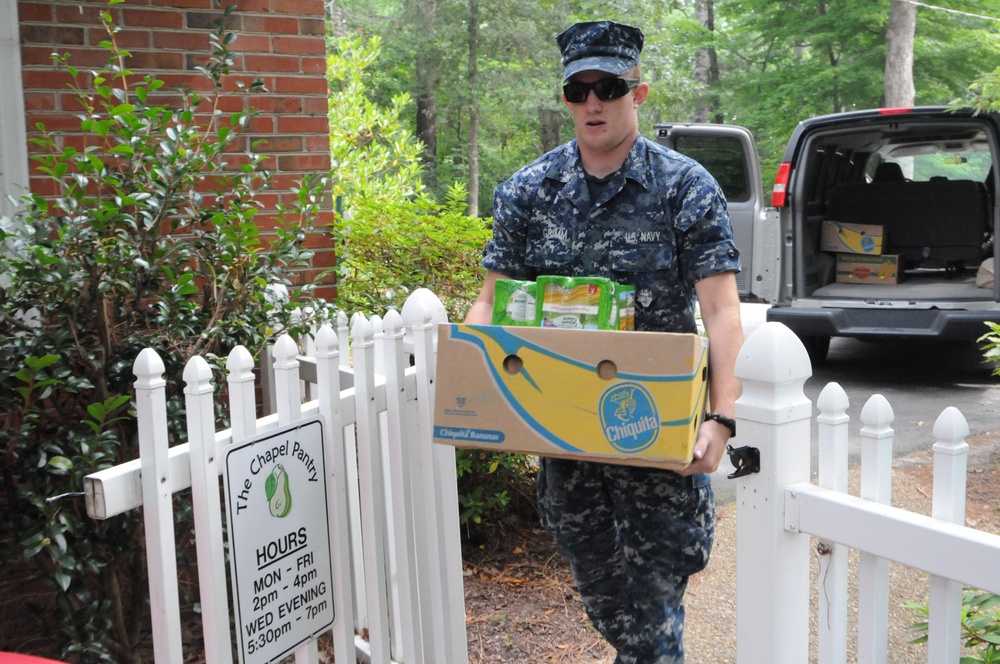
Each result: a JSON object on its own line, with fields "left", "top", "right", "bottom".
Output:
{"left": 503, "top": 354, "right": 523, "bottom": 375}
{"left": 597, "top": 360, "right": 618, "bottom": 381}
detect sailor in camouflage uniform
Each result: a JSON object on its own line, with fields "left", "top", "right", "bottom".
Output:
{"left": 464, "top": 20, "right": 744, "bottom": 664}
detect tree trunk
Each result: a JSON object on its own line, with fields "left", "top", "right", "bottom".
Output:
{"left": 539, "top": 106, "right": 562, "bottom": 154}
{"left": 884, "top": 0, "right": 916, "bottom": 107}
{"left": 408, "top": 0, "right": 439, "bottom": 188}
{"left": 466, "top": 0, "right": 479, "bottom": 217}
{"left": 693, "top": 0, "right": 721, "bottom": 123}
{"left": 415, "top": 87, "right": 437, "bottom": 188}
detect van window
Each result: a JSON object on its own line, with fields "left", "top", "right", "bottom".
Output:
{"left": 673, "top": 135, "right": 751, "bottom": 203}
{"left": 870, "top": 149, "right": 993, "bottom": 182}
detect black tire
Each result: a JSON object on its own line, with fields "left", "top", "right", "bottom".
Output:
{"left": 801, "top": 335, "right": 831, "bottom": 365}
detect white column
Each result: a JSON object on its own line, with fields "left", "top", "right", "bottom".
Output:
{"left": 0, "top": 0, "right": 29, "bottom": 216}
{"left": 733, "top": 322, "right": 813, "bottom": 663}
{"left": 928, "top": 406, "right": 970, "bottom": 662}
{"left": 816, "top": 382, "right": 850, "bottom": 664}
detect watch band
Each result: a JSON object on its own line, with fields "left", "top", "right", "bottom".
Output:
{"left": 704, "top": 412, "right": 737, "bottom": 438}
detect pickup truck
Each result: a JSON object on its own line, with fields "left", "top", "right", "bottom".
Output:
{"left": 656, "top": 107, "right": 1000, "bottom": 362}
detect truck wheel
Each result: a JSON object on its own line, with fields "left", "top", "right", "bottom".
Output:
{"left": 801, "top": 335, "right": 831, "bottom": 365}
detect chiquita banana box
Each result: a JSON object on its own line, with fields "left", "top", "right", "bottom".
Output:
{"left": 820, "top": 221, "right": 885, "bottom": 255}
{"left": 433, "top": 324, "right": 709, "bottom": 470}
{"left": 835, "top": 253, "right": 902, "bottom": 284}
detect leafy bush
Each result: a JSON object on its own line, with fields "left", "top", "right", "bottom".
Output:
{"left": 0, "top": 4, "right": 330, "bottom": 660}
{"left": 326, "top": 35, "right": 528, "bottom": 535}
{"left": 327, "top": 36, "right": 491, "bottom": 322}
{"left": 980, "top": 321, "right": 1000, "bottom": 376}
{"left": 456, "top": 451, "right": 537, "bottom": 536}
{"left": 905, "top": 590, "right": 1000, "bottom": 663}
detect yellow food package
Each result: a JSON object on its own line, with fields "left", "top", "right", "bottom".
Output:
{"left": 536, "top": 276, "right": 615, "bottom": 329}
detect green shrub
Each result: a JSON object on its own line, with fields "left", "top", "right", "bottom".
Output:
{"left": 327, "top": 36, "right": 525, "bottom": 536}
{"left": 456, "top": 451, "right": 537, "bottom": 537}
{"left": 326, "top": 36, "right": 491, "bottom": 322}
{"left": 980, "top": 321, "right": 1000, "bottom": 376}
{"left": 0, "top": 4, "right": 330, "bottom": 660}
{"left": 905, "top": 590, "right": 1000, "bottom": 663}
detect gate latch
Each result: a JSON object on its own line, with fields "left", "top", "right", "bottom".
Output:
{"left": 726, "top": 444, "right": 760, "bottom": 479}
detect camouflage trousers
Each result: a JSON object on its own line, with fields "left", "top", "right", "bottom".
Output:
{"left": 537, "top": 458, "right": 715, "bottom": 664}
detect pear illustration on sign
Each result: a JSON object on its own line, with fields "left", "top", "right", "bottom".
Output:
{"left": 265, "top": 464, "right": 292, "bottom": 517}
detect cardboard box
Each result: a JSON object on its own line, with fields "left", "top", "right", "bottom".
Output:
{"left": 835, "top": 253, "right": 902, "bottom": 284}
{"left": 432, "top": 324, "right": 709, "bottom": 470}
{"left": 821, "top": 221, "right": 884, "bottom": 255}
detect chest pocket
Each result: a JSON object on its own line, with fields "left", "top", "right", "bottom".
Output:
{"left": 610, "top": 229, "right": 678, "bottom": 273}
{"left": 523, "top": 201, "right": 579, "bottom": 271}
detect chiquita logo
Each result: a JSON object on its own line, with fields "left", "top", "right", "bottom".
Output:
{"left": 599, "top": 382, "right": 660, "bottom": 453}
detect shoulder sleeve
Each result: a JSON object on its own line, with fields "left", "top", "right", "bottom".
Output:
{"left": 481, "top": 174, "right": 534, "bottom": 279}
{"left": 673, "top": 164, "right": 742, "bottom": 286}
{"left": 481, "top": 149, "right": 566, "bottom": 279}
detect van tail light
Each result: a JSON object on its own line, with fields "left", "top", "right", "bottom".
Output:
{"left": 771, "top": 162, "right": 791, "bottom": 207}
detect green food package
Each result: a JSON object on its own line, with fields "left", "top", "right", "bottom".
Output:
{"left": 491, "top": 279, "right": 537, "bottom": 326}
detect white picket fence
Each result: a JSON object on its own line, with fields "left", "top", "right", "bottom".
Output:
{"left": 81, "top": 290, "right": 1000, "bottom": 664}
{"left": 734, "top": 321, "right": 1000, "bottom": 663}
{"left": 83, "top": 289, "right": 467, "bottom": 664}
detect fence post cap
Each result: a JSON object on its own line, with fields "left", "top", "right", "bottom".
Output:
{"left": 273, "top": 333, "right": 299, "bottom": 362}
{"left": 182, "top": 355, "right": 213, "bottom": 393}
{"left": 314, "top": 324, "right": 338, "bottom": 356}
{"left": 817, "top": 381, "right": 849, "bottom": 414}
{"left": 134, "top": 347, "right": 165, "bottom": 378}
{"left": 226, "top": 345, "right": 254, "bottom": 375}
{"left": 401, "top": 288, "right": 447, "bottom": 328}
{"left": 933, "top": 406, "right": 969, "bottom": 443}
{"left": 735, "top": 322, "right": 812, "bottom": 383}
{"left": 734, "top": 322, "right": 813, "bottom": 424}
{"left": 383, "top": 309, "right": 404, "bottom": 336}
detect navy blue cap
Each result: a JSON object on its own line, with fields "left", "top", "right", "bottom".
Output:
{"left": 557, "top": 20, "right": 644, "bottom": 83}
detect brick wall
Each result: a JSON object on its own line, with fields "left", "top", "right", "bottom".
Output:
{"left": 18, "top": 0, "right": 336, "bottom": 299}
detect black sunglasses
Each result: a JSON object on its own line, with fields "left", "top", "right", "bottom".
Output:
{"left": 563, "top": 78, "right": 640, "bottom": 104}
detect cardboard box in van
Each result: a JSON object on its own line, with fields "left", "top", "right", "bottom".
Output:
{"left": 821, "top": 221, "right": 885, "bottom": 255}
{"left": 835, "top": 253, "right": 901, "bottom": 284}
{"left": 432, "top": 324, "right": 708, "bottom": 470}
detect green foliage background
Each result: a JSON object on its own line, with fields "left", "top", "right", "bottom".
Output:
{"left": 332, "top": 0, "right": 1000, "bottom": 210}
{"left": 326, "top": 36, "right": 491, "bottom": 321}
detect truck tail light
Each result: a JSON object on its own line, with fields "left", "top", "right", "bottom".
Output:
{"left": 771, "top": 162, "right": 791, "bottom": 207}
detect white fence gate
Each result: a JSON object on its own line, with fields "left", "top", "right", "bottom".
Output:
{"left": 82, "top": 291, "right": 1000, "bottom": 663}
{"left": 733, "top": 322, "right": 1000, "bottom": 664}
{"left": 84, "top": 290, "right": 467, "bottom": 664}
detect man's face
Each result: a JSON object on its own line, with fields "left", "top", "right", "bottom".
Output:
{"left": 563, "top": 70, "right": 647, "bottom": 157}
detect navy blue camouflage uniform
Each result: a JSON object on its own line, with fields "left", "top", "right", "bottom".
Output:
{"left": 481, "top": 133, "right": 741, "bottom": 663}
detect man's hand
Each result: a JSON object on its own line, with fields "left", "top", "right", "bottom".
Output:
{"left": 679, "top": 419, "right": 730, "bottom": 475}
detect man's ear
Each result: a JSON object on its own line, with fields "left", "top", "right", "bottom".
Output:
{"left": 633, "top": 82, "right": 650, "bottom": 107}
